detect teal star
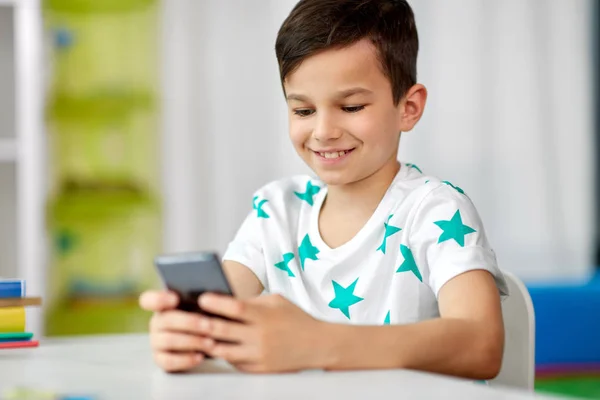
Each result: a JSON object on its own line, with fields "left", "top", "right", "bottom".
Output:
{"left": 298, "top": 234, "right": 319, "bottom": 270}
{"left": 328, "top": 278, "right": 364, "bottom": 319}
{"left": 274, "top": 253, "right": 295, "bottom": 277}
{"left": 252, "top": 196, "right": 270, "bottom": 218}
{"left": 434, "top": 209, "right": 476, "bottom": 247}
{"left": 396, "top": 245, "right": 422, "bottom": 282}
{"left": 294, "top": 181, "right": 321, "bottom": 206}
{"left": 384, "top": 310, "right": 391, "bottom": 325}
{"left": 442, "top": 180, "right": 465, "bottom": 195}
{"left": 377, "top": 215, "right": 401, "bottom": 254}
{"left": 406, "top": 163, "right": 422, "bottom": 173}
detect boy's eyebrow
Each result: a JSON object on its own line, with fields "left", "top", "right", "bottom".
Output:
{"left": 286, "top": 87, "right": 373, "bottom": 102}
{"left": 286, "top": 93, "right": 310, "bottom": 102}
{"left": 335, "top": 87, "right": 373, "bottom": 99}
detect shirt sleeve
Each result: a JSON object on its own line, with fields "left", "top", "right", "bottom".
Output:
{"left": 408, "top": 183, "right": 509, "bottom": 299}
{"left": 222, "top": 208, "right": 269, "bottom": 291}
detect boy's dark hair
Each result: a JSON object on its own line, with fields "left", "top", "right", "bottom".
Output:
{"left": 275, "top": 0, "right": 418, "bottom": 105}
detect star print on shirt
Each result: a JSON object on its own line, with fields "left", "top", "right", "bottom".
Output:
{"left": 274, "top": 253, "right": 296, "bottom": 277}
{"left": 252, "top": 196, "right": 269, "bottom": 219}
{"left": 377, "top": 215, "right": 401, "bottom": 254}
{"left": 384, "top": 310, "right": 391, "bottom": 325}
{"left": 406, "top": 163, "right": 423, "bottom": 173}
{"left": 294, "top": 181, "right": 321, "bottom": 206}
{"left": 298, "top": 234, "right": 320, "bottom": 270}
{"left": 328, "top": 278, "right": 364, "bottom": 319}
{"left": 397, "top": 244, "right": 423, "bottom": 282}
{"left": 434, "top": 209, "right": 476, "bottom": 247}
{"left": 441, "top": 180, "right": 466, "bottom": 195}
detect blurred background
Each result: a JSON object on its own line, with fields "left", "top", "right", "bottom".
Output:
{"left": 0, "top": 0, "right": 598, "bottom": 398}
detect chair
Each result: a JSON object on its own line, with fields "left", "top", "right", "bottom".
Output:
{"left": 489, "top": 270, "right": 536, "bottom": 390}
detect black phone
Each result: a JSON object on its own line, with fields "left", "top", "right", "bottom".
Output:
{"left": 154, "top": 252, "right": 233, "bottom": 316}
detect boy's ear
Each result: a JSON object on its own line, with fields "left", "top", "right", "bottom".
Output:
{"left": 398, "top": 84, "right": 427, "bottom": 132}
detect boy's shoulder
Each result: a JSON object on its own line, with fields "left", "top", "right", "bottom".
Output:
{"left": 390, "top": 162, "right": 476, "bottom": 210}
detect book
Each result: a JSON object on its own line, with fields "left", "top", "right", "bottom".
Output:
{"left": 0, "top": 279, "right": 26, "bottom": 298}
{"left": 0, "top": 340, "right": 39, "bottom": 349}
{"left": 0, "top": 297, "right": 42, "bottom": 308}
{"left": 0, "top": 332, "right": 33, "bottom": 342}
{"left": 0, "top": 307, "right": 26, "bottom": 333}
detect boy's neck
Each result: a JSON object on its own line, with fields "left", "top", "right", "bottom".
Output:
{"left": 323, "top": 159, "right": 401, "bottom": 212}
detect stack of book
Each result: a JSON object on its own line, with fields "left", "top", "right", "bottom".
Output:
{"left": 0, "top": 279, "right": 42, "bottom": 349}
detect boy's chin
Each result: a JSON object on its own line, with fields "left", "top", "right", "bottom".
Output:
{"left": 312, "top": 169, "right": 359, "bottom": 187}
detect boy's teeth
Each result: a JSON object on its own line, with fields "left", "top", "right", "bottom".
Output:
{"left": 320, "top": 151, "right": 348, "bottom": 159}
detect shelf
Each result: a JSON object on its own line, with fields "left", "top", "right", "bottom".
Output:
{"left": 13, "top": 0, "right": 45, "bottom": 338}
{"left": 0, "top": 138, "right": 17, "bottom": 162}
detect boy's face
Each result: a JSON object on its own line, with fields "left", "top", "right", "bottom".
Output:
{"left": 284, "top": 39, "right": 407, "bottom": 186}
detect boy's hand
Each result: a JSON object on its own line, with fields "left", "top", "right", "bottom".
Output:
{"left": 139, "top": 290, "right": 215, "bottom": 373}
{"left": 197, "top": 294, "right": 327, "bottom": 373}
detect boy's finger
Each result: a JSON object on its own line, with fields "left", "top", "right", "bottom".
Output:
{"left": 208, "top": 342, "right": 254, "bottom": 365}
{"left": 198, "top": 294, "right": 259, "bottom": 322}
{"left": 139, "top": 290, "right": 178, "bottom": 311}
{"left": 196, "top": 316, "right": 250, "bottom": 343}
{"left": 154, "top": 351, "right": 204, "bottom": 373}
{"left": 150, "top": 310, "right": 204, "bottom": 334}
{"left": 151, "top": 331, "right": 214, "bottom": 353}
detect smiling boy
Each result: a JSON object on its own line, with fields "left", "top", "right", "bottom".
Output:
{"left": 140, "top": 0, "right": 508, "bottom": 379}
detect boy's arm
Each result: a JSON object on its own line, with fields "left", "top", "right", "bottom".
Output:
{"left": 223, "top": 261, "right": 264, "bottom": 299}
{"left": 316, "top": 270, "right": 504, "bottom": 379}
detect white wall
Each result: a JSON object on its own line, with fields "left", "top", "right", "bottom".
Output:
{"left": 161, "top": 0, "right": 595, "bottom": 282}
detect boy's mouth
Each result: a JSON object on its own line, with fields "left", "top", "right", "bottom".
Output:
{"left": 313, "top": 148, "right": 355, "bottom": 160}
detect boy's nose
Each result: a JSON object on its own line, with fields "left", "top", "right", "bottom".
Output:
{"left": 312, "top": 115, "right": 343, "bottom": 141}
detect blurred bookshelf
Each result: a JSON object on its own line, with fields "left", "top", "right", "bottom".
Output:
{"left": 1, "top": 0, "right": 164, "bottom": 338}
{"left": 0, "top": 0, "right": 46, "bottom": 338}
{"left": 42, "top": 0, "right": 162, "bottom": 336}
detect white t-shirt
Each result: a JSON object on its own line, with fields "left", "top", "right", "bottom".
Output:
{"left": 223, "top": 162, "right": 508, "bottom": 325}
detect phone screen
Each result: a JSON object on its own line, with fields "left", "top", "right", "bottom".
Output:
{"left": 154, "top": 252, "right": 233, "bottom": 314}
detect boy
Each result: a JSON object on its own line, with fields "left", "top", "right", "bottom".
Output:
{"left": 140, "top": 0, "right": 508, "bottom": 379}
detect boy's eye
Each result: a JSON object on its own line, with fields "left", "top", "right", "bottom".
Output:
{"left": 342, "top": 105, "right": 365, "bottom": 113}
{"left": 293, "top": 109, "right": 315, "bottom": 117}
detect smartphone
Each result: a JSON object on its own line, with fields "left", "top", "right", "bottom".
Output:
{"left": 154, "top": 252, "right": 233, "bottom": 315}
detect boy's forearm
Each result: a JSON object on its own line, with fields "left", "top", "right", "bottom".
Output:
{"left": 314, "top": 319, "right": 503, "bottom": 380}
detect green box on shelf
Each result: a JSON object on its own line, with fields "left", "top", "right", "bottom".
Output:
{"left": 44, "top": 0, "right": 159, "bottom": 100}
{"left": 45, "top": 190, "right": 162, "bottom": 336}
{"left": 46, "top": 94, "right": 160, "bottom": 195}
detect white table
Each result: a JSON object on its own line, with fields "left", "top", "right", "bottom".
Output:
{"left": 0, "top": 334, "right": 564, "bottom": 400}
